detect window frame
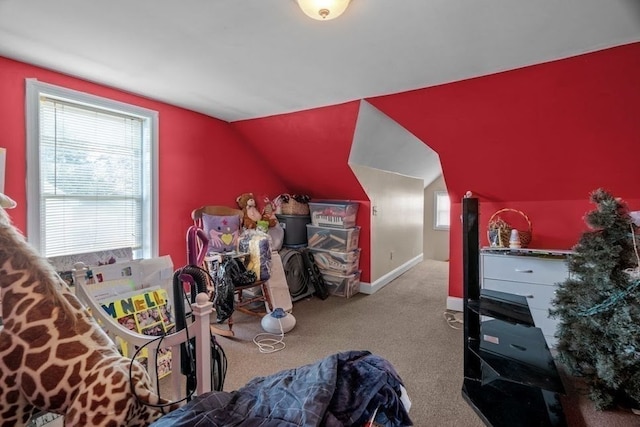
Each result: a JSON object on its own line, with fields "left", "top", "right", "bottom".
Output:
{"left": 25, "top": 79, "right": 159, "bottom": 259}
{"left": 433, "top": 190, "right": 450, "bottom": 231}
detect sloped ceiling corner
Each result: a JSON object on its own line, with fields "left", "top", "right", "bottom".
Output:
{"left": 351, "top": 101, "right": 442, "bottom": 188}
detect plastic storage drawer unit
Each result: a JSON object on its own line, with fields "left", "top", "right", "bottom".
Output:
{"left": 306, "top": 225, "right": 360, "bottom": 252}
{"left": 308, "top": 201, "right": 359, "bottom": 229}
{"left": 320, "top": 270, "right": 361, "bottom": 298}
{"left": 308, "top": 248, "right": 360, "bottom": 275}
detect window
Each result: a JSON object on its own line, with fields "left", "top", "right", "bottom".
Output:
{"left": 434, "top": 190, "right": 450, "bottom": 230}
{"left": 26, "top": 80, "right": 158, "bottom": 259}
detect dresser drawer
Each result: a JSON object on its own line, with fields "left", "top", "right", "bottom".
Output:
{"left": 482, "top": 279, "right": 557, "bottom": 310}
{"left": 482, "top": 254, "right": 568, "bottom": 285}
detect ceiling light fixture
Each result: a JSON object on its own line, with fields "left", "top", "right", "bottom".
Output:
{"left": 296, "top": 0, "right": 351, "bottom": 21}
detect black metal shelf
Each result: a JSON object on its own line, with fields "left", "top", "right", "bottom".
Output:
{"left": 463, "top": 377, "right": 566, "bottom": 427}
{"left": 467, "top": 289, "right": 535, "bottom": 326}
{"left": 462, "top": 197, "right": 566, "bottom": 427}
{"left": 468, "top": 320, "right": 565, "bottom": 393}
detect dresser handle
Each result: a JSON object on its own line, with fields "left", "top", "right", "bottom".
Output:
{"left": 514, "top": 269, "right": 533, "bottom": 273}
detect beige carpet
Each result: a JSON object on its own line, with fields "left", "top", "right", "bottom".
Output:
{"left": 164, "top": 259, "right": 482, "bottom": 426}
{"left": 162, "top": 259, "right": 640, "bottom": 426}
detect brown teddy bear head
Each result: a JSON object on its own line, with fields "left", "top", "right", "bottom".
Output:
{"left": 236, "top": 192, "right": 256, "bottom": 210}
{"left": 236, "top": 192, "right": 261, "bottom": 228}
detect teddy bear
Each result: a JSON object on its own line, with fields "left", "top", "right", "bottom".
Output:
{"left": 236, "top": 192, "right": 263, "bottom": 229}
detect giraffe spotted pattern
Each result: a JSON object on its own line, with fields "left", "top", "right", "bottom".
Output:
{"left": 0, "top": 205, "right": 174, "bottom": 426}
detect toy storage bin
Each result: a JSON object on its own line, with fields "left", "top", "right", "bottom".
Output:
{"left": 275, "top": 214, "right": 311, "bottom": 247}
{"left": 320, "top": 270, "right": 361, "bottom": 298}
{"left": 308, "top": 248, "right": 360, "bottom": 275}
{"left": 308, "top": 201, "right": 359, "bottom": 229}
{"left": 306, "top": 225, "right": 360, "bottom": 252}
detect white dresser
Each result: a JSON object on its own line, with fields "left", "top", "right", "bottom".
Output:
{"left": 480, "top": 248, "right": 571, "bottom": 348}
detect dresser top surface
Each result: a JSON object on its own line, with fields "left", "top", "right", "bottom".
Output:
{"left": 481, "top": 247, "right": 573, "bottom": 259}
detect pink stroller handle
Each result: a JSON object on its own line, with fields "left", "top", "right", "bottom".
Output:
{"left": 186, "top": 225, "right": 209, "bottom": 266}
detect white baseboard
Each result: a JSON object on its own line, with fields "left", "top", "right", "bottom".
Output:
{"left": 357, "top": 254, "right": 424, "bottom": 295}
{"left": 446, "top": 296, "right": 463, "bottom": 312}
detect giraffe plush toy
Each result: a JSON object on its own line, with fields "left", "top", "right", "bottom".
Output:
{"left": 0, "top": 193, "right": 174, "bottom": 426}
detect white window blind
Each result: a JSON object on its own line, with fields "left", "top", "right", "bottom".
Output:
{"left": 26, "top": 80, "right": 158, "bottom": 259}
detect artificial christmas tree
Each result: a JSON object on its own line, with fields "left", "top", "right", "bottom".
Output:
{"left": 550, "top": 188, "right": 640, "bottom": 410}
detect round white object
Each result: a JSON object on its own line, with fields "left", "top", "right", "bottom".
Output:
{"left": 261, "top": 308, "right": 296, "bottom": 334}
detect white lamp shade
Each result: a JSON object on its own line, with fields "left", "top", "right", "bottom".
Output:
{"left": 297, "top": 0, "right": 351, "bottom": 21}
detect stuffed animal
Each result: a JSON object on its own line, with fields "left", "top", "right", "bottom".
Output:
{"left": 261, "top": 196, "right": 278, "bottom": 228}
{"left": 236, "top": 192, "right": 262, "bottom": 229}
{"left": 0, "top": 192, "right": 175, "bottom": 426}
{"left": 0, "top": 192, "right": 16, "bottom": 209}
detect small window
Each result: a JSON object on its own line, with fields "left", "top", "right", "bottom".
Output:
{"left": 434, "top": 191, "right": 450, "bottom": 230}
{"left": 26, "top": 80, "right": 158, "bottom": 259}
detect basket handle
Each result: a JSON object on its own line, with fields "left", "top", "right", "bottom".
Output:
{"left": 488, "top": 208, "right": 532, "bottom": 232}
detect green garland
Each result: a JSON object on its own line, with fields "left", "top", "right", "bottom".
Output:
{"left": 578, "top": 278, "right": 640, "bottom": 316}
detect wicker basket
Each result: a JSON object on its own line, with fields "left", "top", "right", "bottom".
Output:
{"left": 277, "top": 194, "right": 310, "bottom": 216}
{"left": 487, "top": 208, "right": 532, "bottom": 248}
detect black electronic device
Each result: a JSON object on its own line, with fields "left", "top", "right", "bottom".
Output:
{"left": 461, "top": 195, "right": 567, "bottom": 426}
{"left": 280, "top": 248, "right": 315, "bottom": 301}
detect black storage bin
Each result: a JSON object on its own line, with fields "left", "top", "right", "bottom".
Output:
{"left": 275, "top": 214, "right": 311, "bottom": 247}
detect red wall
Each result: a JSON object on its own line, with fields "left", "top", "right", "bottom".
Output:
{"left": 231, "top": 103, "right": 364, "bottom": 199}
{"left": 0, "top": 56, "right": 285, "bottom": 267}
{"left": 232, "top": 103, "right": 373, "bottom": 283}
{"left": 3, "top": 41, "right": 639, "bottom": 299}
{"left": 368, "top": 42, "right": 640, "bottom": 299}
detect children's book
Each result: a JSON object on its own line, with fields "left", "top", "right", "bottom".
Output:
{"left": 100, "top": 287, "right": 175, "bottom": 378}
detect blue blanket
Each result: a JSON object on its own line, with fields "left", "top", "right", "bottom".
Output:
{"left": 151, "top": 350, "right": 412, "bottom": 427}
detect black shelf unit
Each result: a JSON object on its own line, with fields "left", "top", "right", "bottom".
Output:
{"left": 461, "top": 197, "right": 567, "bottom": 427}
